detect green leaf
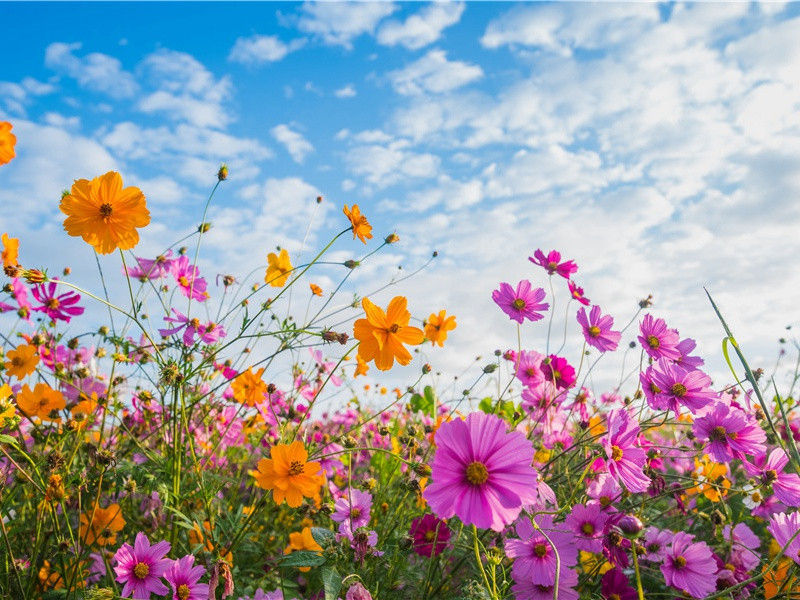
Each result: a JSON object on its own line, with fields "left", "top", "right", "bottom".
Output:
{"left": 280, "top": 550, "right": 326, "bottom": 568}
{"left": 0, "top": 434, "right": 18, "bottom": 447}
{"left": 478, "top": 397, "right": 493, "bottom": 413}
{"left": 311, "top": 527, "right": 335, "bottom": 547}
{"left": 321, "top": 566, "right": 342, "bottom": 600}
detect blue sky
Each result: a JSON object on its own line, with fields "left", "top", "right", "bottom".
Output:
{"left": 2, "top": 1, "right": 800, "bottom": 399}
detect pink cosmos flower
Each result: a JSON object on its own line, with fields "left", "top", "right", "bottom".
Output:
{"left": 637, "top": 314, "right": 681, "bottom": 361}
{"left": 767, "top": 512, "right": 800, "bottom": 565}
{"left": 693, "top": 402, "right": 766, "bottom": 462}
{"left": 601, "top": 568, "right": 637, "bottom": 600}
{"left": 577, "top": 306, "right": 621, "bottom": 353}
{"left": 661, "top": 532, "right": 717, "bottom": 598}
{"left": 744, "top": 448, "right": 800, "bottom": 507}
{"left": 567, "top": 280, "right": 590, "bottom": 305}
{"left": 492, "top": 281, "right": 549, "bottom": 324}
{"left": 540, "top": 355, "right": 576, "bottom": 390}
{"left": 597, "top": 409, "right": 650, "bottom": 493}
{"left": 31, "top": 281, "right": 85, "bottom": 322}
{"left": 515, "top": 350, "right": 545, "bottom": 388}
{"left": 409, "top": 514, "right": 450, "bottom": 557}
{"left": 675, "top": 337, "right": 704, "bottom": 369}
{"left": 520, "top": 381, "right": 560, "bottom": 421}
{"left": 126, "top": 250, "right": 176, "bottom": 281}
{"left": 165, "top": 555, "right": 209, "bottom": 600}
{"left": 505, "top": 515, "right": 577, "bottom": 586}
{"left": 332, "top": 488, "right": 373, "bottom": 534}
{"left": 423, "top": 412, "right": 540, "bottom": 531}
{"left": 511, "top": 565, "right": 579, "bottom": 600}
{"left": 587, "top": 473, "right": 622, "bottom": 509}
{"left": 722, "top": 522, "right": 761, "bottom": 573}
{"left": 642, "top": 526, "right": 672, "bottom": 561}
{"left": 159, "top": 309, "right": 226, "bottom": 346}
{"left": 113, "top": 532, "right": 171, "bottom": 599}
{"left": 646, "top": 359, "right": 717, "bottom": 414}
{"left": 564, "top": 503, "right": 608, "bottom": 553}
{"left": 529, "top": 249, "right": 578, "bottom": 279}
{"left": 171, "top": 255, "right": 208, "bottom": 302}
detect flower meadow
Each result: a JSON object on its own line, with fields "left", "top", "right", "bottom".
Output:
{"left": 2, "top": 120, "right": 800, "bottom": 600}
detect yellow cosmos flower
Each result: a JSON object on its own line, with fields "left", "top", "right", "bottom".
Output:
{"left": 343, "top": 204, "right": 373, "bottom": 244}
{"left": 252, "top": 441, "right": 324, "bottom": 508}
{"left": 0, "top": 384, "right": 16, "bottom": 428}
{"left": 310, "top": 283, "right": 323, "bottom": 296}
{"left": 265, "top": 248, "right": 292, "bottom": 287}
{"left": 79, "top": 503, "right": 125, "bottom": 546}
{"left": 2, "top": 233, "right": 20, "bottom": 274}
{"left": 424, "top": 309, "right": 457, "bottom": 347}
{"left": 0, "top": 121, "right": 16, "bottom": 166}
{"left": 232, "top": 366, "right": 267, "bottom": 407}
{"left": 4, "top": 343, "right": 39, "bottom": 378}
{"left": 353, "top": 296, "right": 424, "bottom": 371}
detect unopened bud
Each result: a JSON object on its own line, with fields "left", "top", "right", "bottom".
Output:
{"left": 217, "top": 164, "right": 228, "bottom": 181}
{"left": 385, "top": 233, "right": 399, "bottom": 244}
{"left": 343, "top": 260, "right": 359, "bottom": 269}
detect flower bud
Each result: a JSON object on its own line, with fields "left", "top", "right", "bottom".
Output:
{"left": 385, "top": 233, "right": 399, "bottom": 244}
{"left": 217, "top": 164, "right": 228, "bottom": 181}
{"left": 618, "top": 515, "right": 643, "bottom": 536}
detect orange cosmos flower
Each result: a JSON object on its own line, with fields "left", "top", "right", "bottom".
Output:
{"left": 232, "top": 366, "right": 267, "bottom": 407}
{"left": 2, "top": 233, "right": 20, "bottom": 274}
{"left": 284, "top": 526, "right": 323, "bottom": 572}
{"left": 343, "top": 204, "right": 373, "bottom": 244}
{"left": 424, "top": 310, "right": 457, "bottom": 347}
{"left": 16, "top": 383, "right": 65, "bottom": 421}
{"left": 79, "top": 502, "right": 125, "bottom": 546}
{"left": 354, "top": 296, "right": 424, "bottom": 371}
{"left": 0, "top": 384, "right": 16, "bottom": 428}
{"left": 354, "top": 355, "right": 369, "bottom": 377}
{"left": 309, "top": 283, "right": 323, "bottom": 296}
{"left": 764, "top": 557, "right": 800, "bottom": 598}
{"left": 4, "top": 343, "right": 39, "bottom": 378}
{"left": 0, "top": 122, "right": 16, "bottom": 166}
{"left": 265, "top": 248, "right": 293, "bottom": 287}
{"left": 252, "top": 441, "right": 324, "bottom": 508}
{"left": 60, "top": 171, "right": 150, "bottom": 255}
{"left": 685, "top": 454, "right": 730, "bottom": 502}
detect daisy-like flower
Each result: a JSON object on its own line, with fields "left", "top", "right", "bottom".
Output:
{"left": 492, "top": 281, "right": 549, "bottom": 324}
{"left": 693, "top": 402, "right": 766, "bottom": 462}
{"left": 0, "top": 384, "right": 16, "bottom": 428}
{"left": 505, "top": 515, "right": 577, "bottom": 586}
{"left": 540, "top": 354, "right": 576, "bottom": 390}
{"left": 343, "top": 204, "right": 373, "bottom": 244}
{"left": 310, "top": 283, "right": 323, "bottom": 296}
{"left": 637, "top": 314, "right": 681, "bottom": 361}
{"left": 80, "top": 503, "right": 126, "bottom": 547}
{"left": 600, "top": 568, "right": 637, "bottom": 600}
{"left": 60, "top": 171, "right": 150, "bottom": 255}
{"left": 252, "top": 441, "right": 324, "bottom": 508}
{"left": 0, "top": 121, "right": 17, "bottom": 165}
{"left": 126, "top": 250, "right": 175, "bottom": 281}
{"left": 409, "top": 514, "right": 451, "bottom": 557}
{"left": 424, "top": 309, "right": 457, "bottom": 347}
{"left": 647, "top": 359, "right": 717, "bottom": 414}
{"left": 577, "top": 306, "right": 621, "bottom": 353}
{"left": 171, "top": 256, "right": 208, "bottom": 301}
{"left": 2, "top": 232, "right": 19, "bottom": 275}
{"left": 675, "top": 337, "right": 704, "bottom": 369}
{"left": 353, "top": 296, "right": 424, "bottom": 371}
{"left": 332, "top": 488, "right": 373, "bottom": 533}
{"left": 32, "top": 281, "right": 85, "bottom": 322}
{"left": 768, "top": 512, "right": 800, "bottom": 566}
{"left": 4, "top": 343, "right": 39, "bottom": 378}
{"left": 159, "top": 309, "right": 226, "bottom": 347}
{"left": 165, "top": 554, "right": 209, "bottom": 600}
{"left": 744, "top": 448, "right": 800, "bottom": 507}
{"left": 568, "top": 280, "right": 590, "bottom": 305}
{"left": 597, "top": 409, "right": 650, "bottom": 493}
{"left": 113, "top": 532, "right": 171, "bottom": 599}
{"left": 265, "top": 248, "right": 293, "bottom": 287}
{"left": 423, "top": 412, "right": 540, "bottom": 531}
{"left": 515, "top": 350, "right": 545, "bottom": 388}
{"left": 16, "top": 383, "right": 65, "bottom": 421}
{"left": 529, "top": 249, "right": 578, "bottom": 279}
{"left": 565, "top": 503, "right": 608, "bottom": 553}
{"left": 511, "top": 565, "right": 579, "bottom": 600}
{"left": 642, "top": 527, "right": 672, "bottom": 561}
{"left": 231, "top": 366, "right": 267, "bottom": 407}
{"left": 284, "top": 527, "right": 323, "bottom": 573}
{"left": 661, "top": 532, "right": 718, "bottom": 598}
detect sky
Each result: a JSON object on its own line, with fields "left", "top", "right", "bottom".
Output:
{"left": 1, "top": 1, "right": 800, "bottom": 405}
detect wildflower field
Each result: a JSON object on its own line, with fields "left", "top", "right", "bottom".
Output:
{"left": 2, "top": 119, "right": 800, "bottom": 600}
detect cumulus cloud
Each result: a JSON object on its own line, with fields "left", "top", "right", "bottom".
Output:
{"left": 296, "top": 1, "right": 397, "bottom": 48}
{"left": 388, "top": 49, "right": 483, "bottom": 95}
{"left": 377, "top": 2, "right": 465, "bottom": 50}
{"left": 345, "top": 139, "right": 440, "bottom": 188}
{"left": 270, "top": 124, "right": 314, "bottom": 163}
{"left": 334, "top": 84, "right": 357, "bottom": 98}
{"left": 44, "top": 42, "right": 138, "bottom": 98}
{"left": 228, "top": 35, "right": 306, "bottom": 65}
{"left": 0, "top": 77, "right": 55, "bottom": 115}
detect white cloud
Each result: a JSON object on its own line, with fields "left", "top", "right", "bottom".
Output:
{"left": 228, "top": 35, "right": 305, "bottom": 65}
{"left": 296, "top": 1, "right": 398, "bottom": 48}
{"left": 388, "top": 49, "right": 483, "bottom": 95}
{"left": 44, "top": 42, "right": 138, "bottom": 98}
{"left": 334, "top": 84, "right": 357, "bottom": 98}
{"left": 377, "top": 2, "right": 465, "bottom": 50}
{"left": 0, "top": 78, "right": 55, "bottom": 115}
{"left": 270, "top": 124, "right": 314, "bottom": 163}
{"left": 345, "top": 140, "right": 440, "bottom": 188}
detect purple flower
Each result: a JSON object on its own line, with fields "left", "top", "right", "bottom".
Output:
{"left": 345, "top": 582, "right": 373, "bottom": 600}
{"left": 767, "top": 512, "right": 800, "bottom": 566}
{"left": 529, "top": 249, "right": 578, "bottom": 279}
{"left": 744, "top": 448, "right": 800, "bottom": 507}
{"left": 568, "top": 280, "right": 590, "bottom": 306}
{"left": 172, "top": 255, "right": 208, "bottom": 302}
{"left": 409, "top": 514, "right": 450, "bottom": 557}
{"left": 159, "top": 309, "right": 226, "bottom": 347}
{"left": 564, "top": 503, "right": 608, "bottom": 553}
{"left": 647, "top": 359, "right": 717, "bottom": 414}
{"left": 126, "top": 250, "right": 176, "bottom": 281}
{"left": 597, "top": 409, "right": 650, "bottom": 493}
{"left": 492, "top": 281, "right": 548, "bottom": 324}
{"left": 723, "top": 522, "right": 761, "bottom": 572}
{"left": 637, "top": 314, "right": 681, "bottom": 361}
{"left": 675, "top": 337, "right": 704, "bottom": 369}
{"left": 332, "top": 489, "right": 372, "bottom": 533}
{"left": 661, "top": 532, "right": 718, "bottom": 598}
{"left": 113, "top": 532, "right": 171, "bottom": 599}
{"left": 165, "top": 555, "right": 209, "bottom": 600}
{"left": 587, "top": 473, "right": 622, "bottom": 509}
{"left": 423, "top": 412, "right": 540, "bottom": 531}
{"left": 577, "top": 306, "right": 621, "bottom": 353}
{"left": 510, "top": 565, "right": 579, "bottom": 600}
{"left": 31, "top": 280, "right": 85, "bottom": 322}
{"left": 601, "top": 568, "right": 637, "bottom": 600}
{"left": 642, "top": 526, "right": 672, "bottom": 561}
{"left": 693, "top": 402, "right": 766, "bottom": 462}
{"left": 540, "top": 355, "right": 576, "bottom": 390}
{"left": 505, "top": 515, "right": 577, "bottom": 586}
{"left": 515, "top": 350, "right": 545, "bottom": 388}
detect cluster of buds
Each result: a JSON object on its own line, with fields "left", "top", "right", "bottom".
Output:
{"left": 321, "top": 330, "right": 349, "bottom": 344}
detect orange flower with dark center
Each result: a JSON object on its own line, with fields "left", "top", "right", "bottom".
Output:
{"left": 424, "top": 310, "right": 457, "bottom": 347}
{"left": 354, "top": 296, "right": 424, "bottom": 370}
{"left": 5, "top": 343, "right": 39, "bottom": 378}
{"left": 2, "top": 233, "right": 20, "bottom": 274}
{"left": 252, "top": 441, "right": 324, "bottom": 507}
{"left": 343, "top": 204, "right": 373, "bottom": 244}
{"left": 16, "top": 383, "right": 65, "bottom": 421}
{"left": 0, "top": 122, "right": 16, "bottom": 166}
{"left": 60, "top": 171, "right": 150, "bottom": 255}
{"left": 232, "top": 366, "right": 267, "bottom": 407}
{"left": 79, "top": 502, "right": 125, "bottom": 546}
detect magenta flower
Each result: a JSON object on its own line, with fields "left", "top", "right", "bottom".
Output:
{"left": 505, "top": 515, "right": 577, "bottom": 586}
{"left": 521, "top": 381, "right": 560, "bottom": 421}
{"left": 515, "top": 350, "right": 545, "bottom": 388}
{"left": 31, "top": 281, "right": 85, "bottom": 322}
{"left": 587, "top": 473, "right": 622, "bottom": 509}
{"left": 744, "top": 448, "right": 800, "bottom": 507}
{"left": 423, "top": 412, "right": 540, "bottom": 531}
{"left": 675, "top": 337, "right": 704, "bottom": 369}
{"left": 722, "top": 522, "right": 761, "bottom": 572}
{"left": 332, "top": 489, "right": 372, "bottom": 533}
{"left": 529, "top": 249, "right": 578, "bottom": 279}
{"left": 597, "top": 409, "right": 650, "bottom": 493}
{"left": 126, "top": 250, "right": 176, "bottom": 281}
{"left": 647, "top": 359, "right": 717, "bottom": 414}
{"left": 492, "top": 281, "right": 548, "bottom": 324}
{"left": 113, "top": 532, "right": 171, "bottom": 599}
{"left": 567, "top": 280, "right": 590, "bottom": 306}
{"left": 637, "top": 314, "right": 681, "bottom": 361}
{"left": 693, "top": 402, "right": 766, "bottom": 462}
{"left": 577, "top": 306, "right": 621, "bottom": 353}
{"left": 171, "top": 255, "right": 208, "bottom": 302}
{"left": 767, "top": 512, "right": 800, "bottom": 566}
{"left": 642, "top": 526, "right": 672, "bottom": 561}
{"left": 165, "top": 555, "right": 209, "bottom": 600}
{"left": 159, "top": 309, "right": 226, "bottom": 346}
{"left": 510, "top": 565, "right": 579, "bottom": 600}
{"left": 601, "top": 568, "right": 637, "bottom": 600}
{"left": 565, "top": 503, "right": 608, "bottom": 553}
{"left": 409, "top": 514, "right": 450, "bottom": 557}
{"left": 540, "top": 354, "right": 576, "bottom": 390}
{"left": 661, "top": 532, "right": 717, "bottom": 598}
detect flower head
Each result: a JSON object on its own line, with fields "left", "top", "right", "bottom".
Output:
{"left": 568, "top": 280, "right": 590, "bottom": 305}
{"left": 768, "top": 512, "right": 800, "bottom": 566}
{"left": 80, "top": 503, "right": 125, "bottom": 547}
{"left": 529, "top": 249, "right": 578, "bottom": 279}
{"left": 661, "top": 532, "right": 718, "bottom": 598}
{"left": 693, "top": 402, "right": 766, "bottom": 462}
{"left": 0, "top": 121, "right": 17, "bottom": 166}
{"left": 171, "top": 256, "right": 208, "bottom": 301}
{"left": 126, "top": 251, "right": 175, "bottom": 281}
{"left": 4, "top": 343, "right": 39, "bottom": 378}
{"left": 60, "top": 171, "right": 150, "bottom": 255}
{"left": 577, "top": 306, "right": 621, "bottom": 353}
{"left": 515, "top": 350, "right": 546, "bottom": 388}
{"left": 252, "top": 441, "right": 324, "bottom": 507}
{"left": 409, "top": 514, "right": 450, "bottom": 557}
{"left": 2, "top": 233, "right": 19, "bottom": 274}
{"left": 424, "top": 412, "right": 540, "bottom": 531}
{"left": 17, "top": 383, "right": 65, "bottom": 421}
{"left": 332, "top": 489, "right": 373, "bottom": 533}
{"left": 343, "top": 204, "right": 373, "bottom": 244}
{"left": 598, "top": 409, "right": 650, "bottom": 493}
{"left": 232, "top": 366, "right": 267, "bottom": 407}
{"left": 265, "top": 248, "right": 292, "bottom": 287}
{"left": 284, "top": 527, "right": 323, "bottom": 573}
{"left": 540, "top": 354, "right": 576, "bottom": 390}
{"left": 600, "top": 568, "right": 637, "bottom": 600}
{"left": 744, "top": 448, "right": 800, "bottom": 507}
{"left": 565, "top": 503, "right": 608, "bottom": 553}
{"left": 424, "top": 309, "right": 457, "bottom": 347}
{"left": 506, "top": 515, "right": 578, "bottom": 586}
{"left": 32, "top": 281, "right": 85, "bottom": 322}
{"left": 353, "top": 296, "right": 424, "bottom": 371}
{"left": 113, "top": 532, "right": 171, "bottom": 599}
{"left": 159, "top": 309, "right": 226, "bottom": 347}
{"left": 165, "top": 554, "right": 209, "bottom": 600}
{"left": 647, "top": 359, "right": 717, "bottom": 414}
{"left": 637, "top": 314, "right": 681, "bottom": 361}
{"left": 492, "top": 281, "right": 548, "bottom": 324}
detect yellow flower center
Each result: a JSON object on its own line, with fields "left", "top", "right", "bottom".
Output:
{"left": 588, "top": 326, "right": 601, "bottom": 337}
{"left": 133, "top": 562, "right": 150, "bottom": 579}
{"left": 671, "top": 383, "right": 687, "bottom": 397}
{"left": 581, "top": 522, "right": 595, "bottom": 535}
{"left": 600, "top": 496, "right": 611, "bottom": 507}
{"left": 178, "top": 276, "right": 190, "bottom": 287}
{"left": 425, "top": 530, "right": 436, "bottom": 542}
{"left": 709, "top": 426, "right": 727, "bottom": 441}
{"left": 99, "top": 203, "right": 113, "bottom": 218}
{"left": 674, "top": 555, "right": 687, "bottom": 568}
{"left": 611, "top": 445, "right": 623, "bottom": 461}
{"left": 288, "top": 460, "right": 305, "bottom": 476}
{"left": 189, "top": 318, "right": 201, "bottom": 329}
{"left": 177, "top": 584, "right": 191, "bottom": 600}
{"left": 647, "top": 334, "right": 660, "bottom": 349}
{"left": 609, "top": 595, "right": 621, "bottom": 600}
{"left": 512, "top": 298, "right": 526, "bottom": 310}
{"left": 765, "top": 469, "right": 778, "bottom": 483}
{"left": 650, "top": 382, "right": 661, "bottom": 394}
{"left": 547, "top": 261, "right": 558, "bottom": 272}
{"left": 350, "top": 508, "right": 361, "bottom": 520}
{"left": 46, "top": 298, "right": 60, "bottom": 309}
{"left": 465, "top": 461, "right": 489, "bottom": 485}
{"left": 534, "top": 543, "right": 548, "bottom": 557}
